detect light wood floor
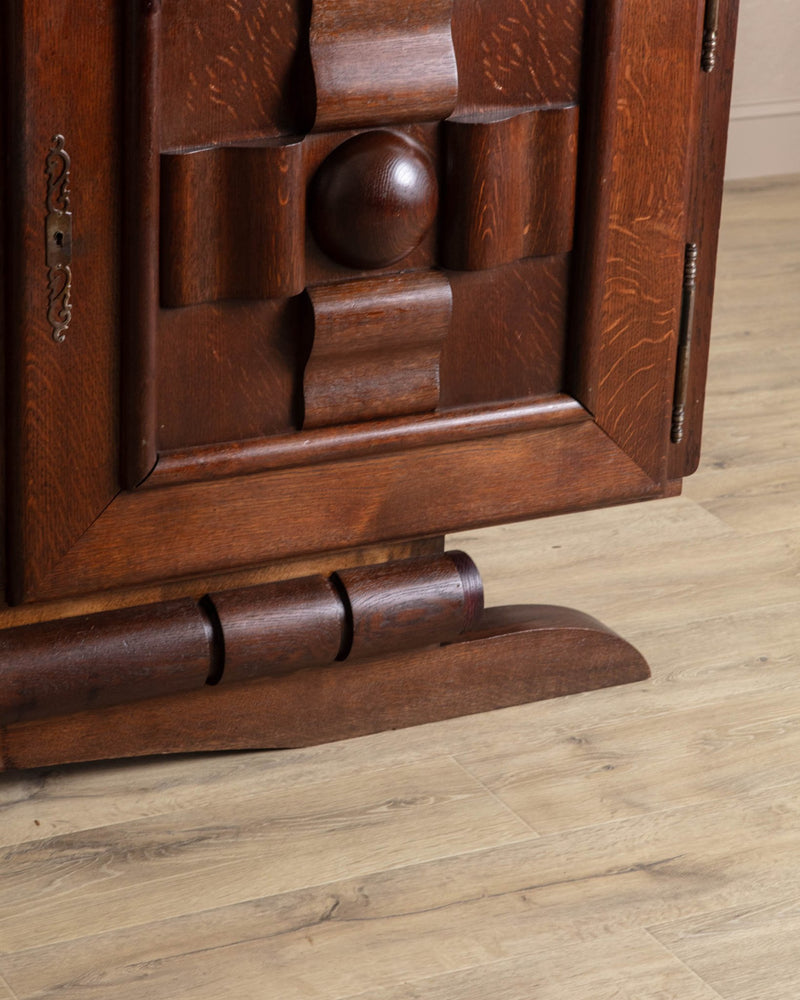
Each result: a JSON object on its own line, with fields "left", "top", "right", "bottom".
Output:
{"left": 1, "top": 175, "right": 798, "bottom": 1000}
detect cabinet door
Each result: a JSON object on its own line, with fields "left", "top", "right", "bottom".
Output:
{"left": 2, "top": 0, "right": 737, "bottom": 603}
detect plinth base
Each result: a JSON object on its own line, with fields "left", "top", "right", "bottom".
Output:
{"left": 1, "top": 603, "right": 649, "bottom": 771}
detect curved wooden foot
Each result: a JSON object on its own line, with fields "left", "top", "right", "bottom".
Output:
{"left": 1, "top": 604, "right": 648, "bottom": 771}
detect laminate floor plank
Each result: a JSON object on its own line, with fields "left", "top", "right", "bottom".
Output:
{"left": 685, "top": 458, "right": 800, "bottom": 536}
{"left": 0, "top": 974, "right": 17, "bottom": 1000}
{"left": 2, "top": 783, "right": 798, "bottom": 1000}
{"left": 454, "top": 684, "right": 800, "bottom": 833}
{"left": 650, "top": 899, "right": 800, "bottom": 1000}
{"left": 0, "top": 758, "right": 533, "bottom": 953}
{"left": 453, "top": 520, "right": 800, "bottom": 636}
{"left": 334, "top": 935, "right": 727, "bottom": 1000}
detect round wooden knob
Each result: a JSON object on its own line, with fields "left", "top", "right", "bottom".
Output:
{"left": 310, "top": 130, "right": 438, "bottom": 270}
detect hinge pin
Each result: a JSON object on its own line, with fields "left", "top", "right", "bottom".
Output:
{"left": 671, "top": 243, "right": 699, "bottom": 444}
{"left": 702, "top": 0, "right": 720, "bottom": 72}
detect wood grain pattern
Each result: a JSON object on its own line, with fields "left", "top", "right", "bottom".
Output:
{"left": 310, "top": 0, "right": 457, "bottom": 130}
{"left": 5, "top": 2, "right": 121, "bottom": 600}
{"left": 27, "top": 420, "right": 664, "bottom": 599}
{"left": 0, "top": 600, "right": 213, "bottom": 726}
{"left": 304, "top": 273, "right": 451, "bottom": 428}
{"left": 335, "top": 551, "right": 483, "bottom": 660}
{"left": 303, "top": 124, "right": 439, "bottom": 286}
{"left": 152, "top": 395, "right": 587, "bottom": 486}
{"left": 440, "top": 256, "right": 570, "bottom": 408}
{"left": 0, "top": 756, "right": 533, "bottom": 954}
{"left": 209, "top": 575, "right": 345, "bottom": 684}
{"left": 309, "top": 130, "right": 438, "bottom": 270}
{"left": 0, "top": 550, "right": 483, "bottom": 735}
{"left": 160, "top": 141, "right": 306, "bottom": 306}
{"left": 0, "top": 538, "right": 442, "bottom": 633}
{"left": 156, "top": 296, "right": 308, "bottom": 449}
{"left": 442, "top": 106, "right": 579, "bottom": 270}
{"left": 652, "top": 899, "right": 800, "bottom": 1000}
{"left": 569, "top": 0, "right": 704, "bottom": 481}
{"left": 451, "top": 0, "right": 584, "bottom": 114}
{"left": 159, "top": 0, "right": 314, "bottom": 149}
{"left": 1, "top": 604, "right": 647, "bottom": 770}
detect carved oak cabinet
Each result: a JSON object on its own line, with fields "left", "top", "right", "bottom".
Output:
{"left": 0, "top": 0, "right": 738, "bottom": 769}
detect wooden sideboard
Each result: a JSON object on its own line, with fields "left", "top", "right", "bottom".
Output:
{"left": 0, "top": 0, "right": 738, "bottom": 769}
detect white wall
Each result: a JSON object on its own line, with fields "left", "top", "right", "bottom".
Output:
{"left": 726, "top": 0, "right": 800, "bottom": 178}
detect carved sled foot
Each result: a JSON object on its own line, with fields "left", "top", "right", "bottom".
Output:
{"left": 0, "top": 553, "right": 649, "bottom": 770}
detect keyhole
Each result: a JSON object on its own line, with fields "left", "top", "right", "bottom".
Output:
{"left": 54, "top": 231, "right": 64, "bottom": 248}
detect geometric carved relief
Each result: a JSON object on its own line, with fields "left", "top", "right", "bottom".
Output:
{"left": 149, "top": 2, "right": 584, "bottom": 458}
{"left": 159, "top": 103, "right": 577, "bottom": 308}
{"left": 310, "top": 0, "right": 458, "bottom": 131}
{"left": 303, "top": 273, "right": 452, "bottom": 429}
{"left": 442, "top": 105, "right": 580, "bottom": 270}
{"left": 160, "top": 141, "right": 306, "bottom": 307}
{"left": 309, "top": 130, "right": 438, "bottom": 271}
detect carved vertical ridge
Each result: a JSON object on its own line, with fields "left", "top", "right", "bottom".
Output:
{"left": 303, "top": 273, "right": 452, "bottom": 428}
{"left": 441, "top": 106, "right": 579, "bottom": 271}
{"left": 160, "top": 142, "right": 306, "bottom": 307}
{"left": 310, "top": 0, "right": 458, "bottom": 130}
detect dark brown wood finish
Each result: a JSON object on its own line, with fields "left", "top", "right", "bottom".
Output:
{"left": 303, "top": 273, "right": 451, "bottom": 428}
{"left": 451, "top": 0, "right": 584, "bottom": 113}
{"left": 122, "top": 0, "right": 162, "bottom": 488}
{"left": 209, "top": 575, "right": 346, "bottom": 684}
{"left": 669, "top": 0, "right": 740, "bottom": 479}
{"left": 28, "top": 420, "right": 664, "bottom": 600}
{"left": 160, "top": 141, "right": 307, "bottom": 307}
{"left": 442, "top": 106, "right": 579, "bottom": 271}
{"left": 0, "top": 598, "right": 214, "bottom": 726}
{"left": 570, "top": 0, "right": 706, "bottom": 482}
{"left": 159, "top": 0, "right": 314, "bottom": 149}
{"left": 0, "top": 551, "right": 482, "bottom": 731}
{"left": 335, "top": 551, "right": 483, "bottom": 661}
{"left": 441, "top": 257, "right": 571, "bottom": 408}
{"left": 1, "top": 604, "right": 649, "bottom": 771}
{"left": 309, "top": 130, "right": 438, "bottom": 271}
{"left": 0, "top": 0, "right": 738, "bottom": 766}
{"left": 151, "top": 395, "right": 587, "bottom": 487}
{"left": 309, "top": 0, "right": 458, "bottom": 130}
{"left": 5, "top": 3, "right": 121, "bottom": 600}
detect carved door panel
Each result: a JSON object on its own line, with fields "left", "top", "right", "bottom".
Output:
{"left": 2, "top": 0, "right": 736, "bottom": 603}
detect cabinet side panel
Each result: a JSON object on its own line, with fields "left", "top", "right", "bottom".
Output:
{"left": 5, "top": 3, "right": 122, "bottom": 602}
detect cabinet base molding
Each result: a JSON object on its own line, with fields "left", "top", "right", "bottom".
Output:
{"left": 0, "top": 550, "right": 649, "bottom": 770}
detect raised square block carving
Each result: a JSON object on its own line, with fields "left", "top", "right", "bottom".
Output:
{"left": 160, "top": 141, "right": 306, "bottom": 307}
{"left": 303, "top": 273, "right": 452, "bottom": 428}
{"left": 442, "top": 106, "right": 580, "bottom": 270}
{"left": 310, "top": 0, "right": 458, "bottom": 130}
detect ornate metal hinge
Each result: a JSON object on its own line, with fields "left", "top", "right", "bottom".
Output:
{"left": 702, "top": 0, "right": 720, "bottom": 72}
{"left": 671, "top": 243, "right": 699, "bottom": 444}
{"left": 45, "top": 134, "right": 73, "bottom": 342}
